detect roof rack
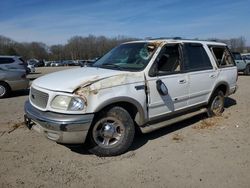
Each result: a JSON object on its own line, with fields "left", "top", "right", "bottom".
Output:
{"left": 147, "top": 37, "right": 222, "bottom": 43}
{"left": 148, "top": 37, "right": 182, "bottom": 40}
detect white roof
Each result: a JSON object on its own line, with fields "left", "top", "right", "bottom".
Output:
{"left": 125, "top": 39, "right": 226, "bottom": 46}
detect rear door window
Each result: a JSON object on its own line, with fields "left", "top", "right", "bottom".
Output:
{"left": 183, "top": 43, "right": 213, "bottom": 71}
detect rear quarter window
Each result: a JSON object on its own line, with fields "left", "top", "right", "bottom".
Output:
{"left": 209, "top": 46, "right": 235, "bottom": 68}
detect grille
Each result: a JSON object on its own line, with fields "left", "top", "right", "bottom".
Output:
{"left": 30, "top": 87, "right": 49, "bottom": 109}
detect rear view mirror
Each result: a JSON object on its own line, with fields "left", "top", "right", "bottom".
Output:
{"left": 156, "top": 79, "right": 168, "bottom": 95}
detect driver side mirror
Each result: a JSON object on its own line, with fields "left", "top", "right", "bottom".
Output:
{"left": 156, "top": 79, "right": 168, "bottom": 95}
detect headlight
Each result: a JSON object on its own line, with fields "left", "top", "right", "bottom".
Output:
{"left": 51, "top": 95, "right": 85, "bottom": 111}
{"left": 68, "top": 97, "right": 85, "bottom": 111}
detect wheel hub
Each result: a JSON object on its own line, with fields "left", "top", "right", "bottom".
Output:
{"left": 212, "top": 96, "right": 223, "bottom": 113}
{"left": 0, "top": 85, "right": 6, "bottom": 96}
{"left": 102, "top": 123, "right": 116, "bottom": 138}
{"left": 93, "top": 117, "right": 125, "bottom": 147}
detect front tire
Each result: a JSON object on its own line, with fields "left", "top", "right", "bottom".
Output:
{"left": 207, "top": 90, "right": 225, "bottom": 117}
{"left": 88, "top": 106, "right": 135, "bottom": 156}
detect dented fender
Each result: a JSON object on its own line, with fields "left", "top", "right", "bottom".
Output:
{"left": 74, "top": 72, "right": 148, "bottom": 125}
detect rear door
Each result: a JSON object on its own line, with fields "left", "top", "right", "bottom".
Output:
{"left": 146, "top": 43, "right": 189, "bottom": 120}
{"left": 183, "top": 43, "right": 217, "bottom": 107}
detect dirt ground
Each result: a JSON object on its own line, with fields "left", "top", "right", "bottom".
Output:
{"left": 0, "top": 67, "right": 250, "bottom": 188}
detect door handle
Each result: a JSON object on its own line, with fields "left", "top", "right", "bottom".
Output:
{"left": 178, "top": 79, "right": 186, "bottom": 84}
{"left": 209, "top": 74, "right": 216, "bottom": 78}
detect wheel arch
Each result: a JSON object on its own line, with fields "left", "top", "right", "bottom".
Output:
{"left": 0, "top": 80, "right": 11, "bottom": 90}
{"left": 94, "top": 97, "right": 147, "bottom": 126}
{"left": 208, "top": 82, "right": 229, "bottom": 103}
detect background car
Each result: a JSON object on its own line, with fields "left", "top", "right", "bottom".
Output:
{"left": 27, "top": 63, "right": 36, "bottom": 73}
{"left": 44, "top": 61, "right": 52, "bottom": 67}
{"left": 62, "top": 60, "right": 76, "bottom": 66}
{"left": 0, "top": 56, "right": 28, "bottom": 73}
{"left": 50, "top": 61, "right": 64, "bottom": 67}
{"left": 0, "top": 69, "right": 29, "bottom": 98}
{"left": 232, "top": 52, "right": 250, "bottom": 74}
{"left": 241, "top": 53, "right": 250, "bottom": 63}
{"left": 27, "top": 59, "right": 45, "bottom": 67}
{"left": 79, "top": 59, "right": 98, "bottom": 67}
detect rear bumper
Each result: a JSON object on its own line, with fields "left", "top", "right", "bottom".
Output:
{"left": 24, "top": 100, "right": 94, "bottom": 144}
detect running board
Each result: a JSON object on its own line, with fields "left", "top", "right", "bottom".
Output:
{"left": 140, "top": 108, "right": 207, "bottom": 134}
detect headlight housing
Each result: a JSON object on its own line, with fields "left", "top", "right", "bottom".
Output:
{"left": 51, "top": 95, "right": 85, "bottom": 111}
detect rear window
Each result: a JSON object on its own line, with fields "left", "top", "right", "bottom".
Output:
{"left": 0, "top": 58, "right": 15, "bottom": 64}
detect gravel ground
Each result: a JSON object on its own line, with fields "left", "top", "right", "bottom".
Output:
{"left": 0, "top": 67, "right": 249, "bottom": 188}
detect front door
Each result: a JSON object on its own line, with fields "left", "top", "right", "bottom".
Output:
{"left": 146, "top": 43, "right": 189, "bottom": 120}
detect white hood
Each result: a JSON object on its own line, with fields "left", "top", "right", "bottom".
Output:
{"left": 32, "top": 67, "right": 142, "bottom": 92}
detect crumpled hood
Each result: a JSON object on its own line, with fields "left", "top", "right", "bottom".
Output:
{"left": 32, "top": 67, "right": 143, "bottom": 92}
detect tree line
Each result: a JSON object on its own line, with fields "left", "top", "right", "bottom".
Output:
{"left": 0, "top": 35, "right": 249, "bottom": 61}
{"left": 0, "top": 35, "right": 138, "bottom": 61}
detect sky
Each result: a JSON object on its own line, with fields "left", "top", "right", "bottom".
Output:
{"left": 0, "top": 0, "right": 250, "bottom": 45}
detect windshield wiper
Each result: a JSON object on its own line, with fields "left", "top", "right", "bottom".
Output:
{"left": 99, "top": 63, "right": 123, "bottom": 70}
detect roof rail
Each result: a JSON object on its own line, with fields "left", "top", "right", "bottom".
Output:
{"left": 148, "top": 37, "right": 182, "bottom": 40}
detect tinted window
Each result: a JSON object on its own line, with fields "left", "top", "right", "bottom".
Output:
{"left": 232, "top": 53, "right": 242, "bottom": 60}
{"left": 0, "top": 58, "right": 15, "bottom": 64}
{"left": 242, "top": 55, "right": 250, "bottom": 60}
{"left": 210, "top": 46, "right": 234, "bottom": 67}
{"left": 183, "top": 43, "right": 212, "bottom": 71}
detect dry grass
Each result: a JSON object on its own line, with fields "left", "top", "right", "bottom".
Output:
{"left": 8, "top": 122, "right": 25, "bottom": 134}
{"left": 172, "top": 133, "right": 184, "bottom": 142}
{"left": 193, "top": 117, "right": 222, "bottom": 130}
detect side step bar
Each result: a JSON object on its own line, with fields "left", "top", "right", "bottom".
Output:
{"left": 140, "top": 108, "right": 207, "bottom": 134}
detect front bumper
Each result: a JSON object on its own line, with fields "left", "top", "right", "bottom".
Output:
{"left": 24, "top": 100, "right": 94, "bottom": 144}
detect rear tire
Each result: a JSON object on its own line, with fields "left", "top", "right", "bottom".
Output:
{"left": 88, "top": 106, "right": 135, "bottom": 157}
{"left": 0, "top": 82, "right": 10, "bottom": 99}
{"left": 207, "top": 90, "right": 225, "bottom": 117}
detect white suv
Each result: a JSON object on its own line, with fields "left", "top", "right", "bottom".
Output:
{"left": 24, "top": 39, "right": 238, "bottom": 156}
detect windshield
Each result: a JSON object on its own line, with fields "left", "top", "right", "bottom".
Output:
{"left": 93, "top": 42, "right": 157, "bottom": 71}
